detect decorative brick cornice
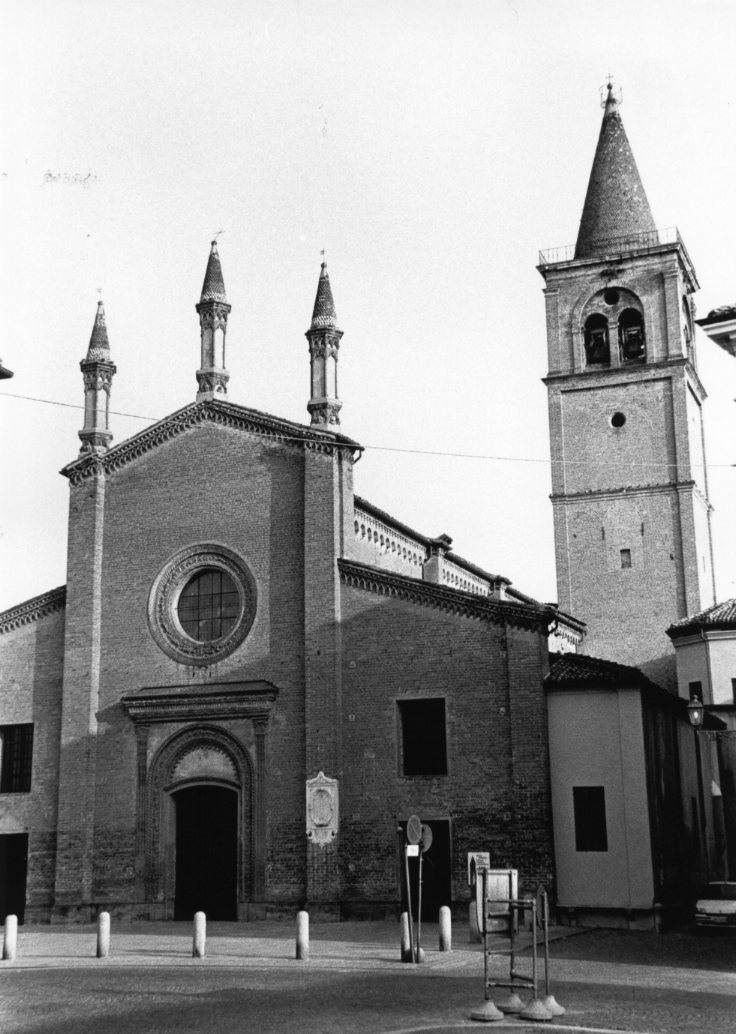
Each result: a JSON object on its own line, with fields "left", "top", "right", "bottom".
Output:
{"left": 338, "top": 559, "right": 550, "bottom": 631}
{"left": 550, "top": 480, "right": 698, "bottom": 503}
{"left": 353, "top": 496, "right": 510, "bottom": 588}
{"left": 61, "top": 400, "right": 363, "bottom": 484}
{"left": 121, "top": 679, "right": 279, "bottom": 724}
{"left": 0, "top": 586, "right": 66, "bottom": 634}
{"left": 543, "top": 357, "right": 708, "bottom": 400}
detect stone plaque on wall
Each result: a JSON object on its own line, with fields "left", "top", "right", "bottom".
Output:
{"left": 306, "top": 771, "right": 339, "bottom": 845}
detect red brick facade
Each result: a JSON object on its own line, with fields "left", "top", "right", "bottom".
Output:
{"left": 0, "top": 401, "right": 557, "bottom": 922}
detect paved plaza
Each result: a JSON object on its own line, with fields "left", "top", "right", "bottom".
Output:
{"left": 1, "top": 919, "right": 735, "bottom": 1034}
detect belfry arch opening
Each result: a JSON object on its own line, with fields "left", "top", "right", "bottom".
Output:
{"left": 618, "top": 308, "right": 645, "bottom": 363}
{"left": 173, "top": 784, "right": 238, "bottom": 921}
{"left": 584, "top": 313, "right": 610, "bottom": 365}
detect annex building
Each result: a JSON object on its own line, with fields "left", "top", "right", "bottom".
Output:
{"left": 1, "top": 83, "right": 732, "bottom": 927}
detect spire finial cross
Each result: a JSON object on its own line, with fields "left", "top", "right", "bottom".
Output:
{"left": 600, "top": 76, "right": 622, "bottom": 109}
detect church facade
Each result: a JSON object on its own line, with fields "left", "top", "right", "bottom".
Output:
{"left": 0, "top": 249, "right": 566, "bottom": 923}
{"left": 1, "top": 83, "right": 729, "bottom": 928}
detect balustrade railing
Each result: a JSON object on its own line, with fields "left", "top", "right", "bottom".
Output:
{"left": 538, "top": 226, "right": 691, "bottom": 268}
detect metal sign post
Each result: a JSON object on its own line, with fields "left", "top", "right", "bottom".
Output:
{"left": 404, "top": 814, "right": 422, "bottom": 963}
{"left": 416, "top": 822, "right": 432, "bottom": 963}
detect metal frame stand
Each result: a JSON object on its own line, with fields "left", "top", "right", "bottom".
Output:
{"left": 471, "top": 869, "right": 561, "bottom": 1024}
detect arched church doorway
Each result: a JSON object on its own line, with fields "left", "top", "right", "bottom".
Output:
{"left": 173, "top": 785, "right": 238, "bottom": 921}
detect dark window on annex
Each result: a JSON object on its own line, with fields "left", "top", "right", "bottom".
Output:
{"left": 398, "top": 699, "right": 447, "bottom": 776}
{"left": 573, "top": 785, "right": 608, "bottom": 852}
{"left": 0, "top": 724, "right": 34, "bottom": 794}
{"left": 177, "top": 568, "right": 240, "bottom": 642}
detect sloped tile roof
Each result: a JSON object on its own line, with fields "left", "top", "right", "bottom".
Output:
{"left": 546, "top": 651, "right": 660, "bottom": 692}
{"left": 667, "top": 598, "right": 736, "bottom": 638}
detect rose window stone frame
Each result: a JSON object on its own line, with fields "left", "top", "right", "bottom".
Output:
{"left": 148, "top": 543, "right": 257, "bottom": 665}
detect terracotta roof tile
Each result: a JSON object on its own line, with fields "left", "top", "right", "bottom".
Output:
{"left": 667, "top": 598, "right": 736, "bottom": 638}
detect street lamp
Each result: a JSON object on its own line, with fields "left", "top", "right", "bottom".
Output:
{"left": 687, "top": 694, "right": 710, "bottom": 878}
{"left": 687, "top": 695, "right": 705, "bottom": 729}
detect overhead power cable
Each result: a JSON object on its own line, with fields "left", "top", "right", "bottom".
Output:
{"left": 1, "top": 390, "right": 734, "bottom": 469}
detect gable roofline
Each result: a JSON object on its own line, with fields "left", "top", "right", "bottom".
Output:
{"left": 61, "top": 399, "right": 363, "bottom": 485}
{"left": 0, "top": 585, "right": 67, "bottom": 634}
{"left": 338, "top": 558, "right": 553, "bottom": 631}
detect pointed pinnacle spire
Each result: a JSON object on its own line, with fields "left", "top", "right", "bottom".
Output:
{"left": 200, "top": 239, "right": 227, "bottom": 304}
{"left": 310, "top": 262, "right": 340, "bottom": 331}
{"left": 85, "top": 299, "right": 111, "bottom": 361}
{"left": 575, "top": 82, "right": 656, "bottom": 259}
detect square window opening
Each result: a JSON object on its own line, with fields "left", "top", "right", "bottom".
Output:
{"left": 398, "top": 699, "right": 447, "bottom": 777}
{"left": 0, "top": 724, "right": 34, "bottom": 794}
{"left": 689, "top": 680, "right": 703, "bottom": 700}
{"left": 573, "top": 785, "right": 608, "bottom": 852}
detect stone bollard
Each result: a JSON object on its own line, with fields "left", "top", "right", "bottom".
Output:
{"left": 296, "top": 910, "right": 309, "bottom": 960}
{"left": 439, "top": 905, "right": 452, "bottom": 951}
{"left": 400, "top": 911, "right": 412, "bottom": 962}
{"left": 96, "top": 911, "right": 111, "bottom": 958}
{"left": 3, "top": 915, "right": 18, "bottom": 961}
{"left": 192, "top": 911, "right": 206, "bottom": 958}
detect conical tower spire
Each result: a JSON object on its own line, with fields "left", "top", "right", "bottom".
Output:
{"left": 78, "top": 299, "right": 116, "bottom": 454}
{"left": 306, "top": 262, "right": 343, "bottom": 428}
{"left": 311, "top": 262, "right": 339, "bottom": 330}
{"left": 575, "top": 82, "right": 656, "bottom": 258}
{"left": 200, "top": 238, "right": 227, "bottom": 304}
{"left": 195, "top": 240, "right": 231, "bottom": 400}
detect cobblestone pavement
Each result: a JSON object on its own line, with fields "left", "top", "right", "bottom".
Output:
{"left": 1, "top": 921, "right": 735, "bottom": 1034}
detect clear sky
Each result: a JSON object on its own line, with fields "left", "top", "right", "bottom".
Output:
{"left": 1, "top": 0, "right": 734, "bottom": 614}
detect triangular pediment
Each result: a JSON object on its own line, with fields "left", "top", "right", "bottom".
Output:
{"left": 61, "top": 399, "right": 362, "bottom": 484}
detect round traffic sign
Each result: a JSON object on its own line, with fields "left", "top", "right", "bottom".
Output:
{"left": 406, "top": 814, "right": 422, "bottom": 844}
{"left": 420, "top": 824, "right": 433, "bottom": 852}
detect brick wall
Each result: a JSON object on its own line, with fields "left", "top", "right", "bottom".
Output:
{"left": 338, "top": 581, "right": 554, "bottom": 912}
{"left": 543, "top": 243, "right": 713, "bottom": 687}
{"left": 0, "top": 606, "right": 65, "bottom": 918}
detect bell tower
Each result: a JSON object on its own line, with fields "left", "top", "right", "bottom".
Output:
{"left": 539, "top": 83, "right": 716, "bottom": 688}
